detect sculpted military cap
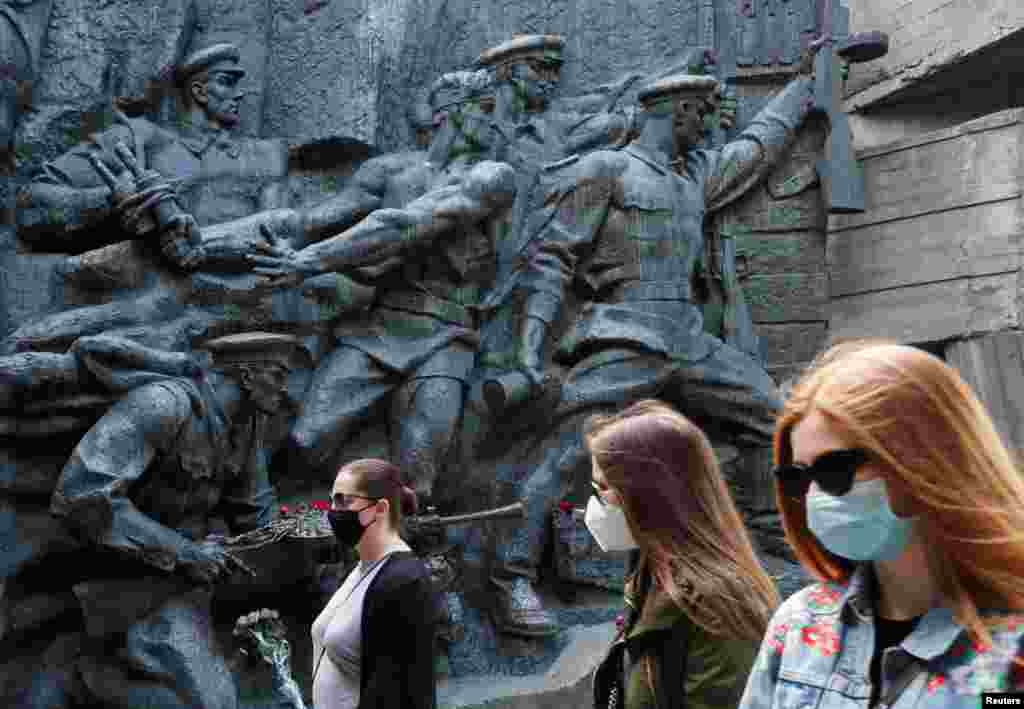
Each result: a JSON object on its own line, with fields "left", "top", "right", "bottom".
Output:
{"left": 477, "top": 34, "right": 564, "bottom": 67}
{"left": 428, "top": 68, "right": 496, "bottom": 111}
{"left": 203, "top": 331, "right": 307, "bottom": 367}
{"left": 176, "top": 43, "right": 246, "bottom": 84}
{"left": 637, "top": 74, "right": 720, "bottom": 105}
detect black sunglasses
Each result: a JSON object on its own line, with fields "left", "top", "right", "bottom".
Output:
{"left": 772, "top": 448, "right": 870, "bottom": 498}
{"left": 332, "top": 493, "right": 379, "bottom": 509}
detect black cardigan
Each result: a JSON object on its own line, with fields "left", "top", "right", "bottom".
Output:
{"left": 357, "top": 551, "right": 440, "bottom": 709}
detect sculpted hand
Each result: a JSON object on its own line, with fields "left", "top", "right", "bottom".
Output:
{"left": 247, "top": 224, "right": 320, "bottom": 287}
{"left": 87, "top": 142, "right": 180, "bottom": 237}
{"left": 86, "top": 147, "right": 139, "bottom": 197}
{"left": 159, "top": 213, "right": 205, "bottom": 270}
{"left": 181, "top": 538, "right": 255, "bottom": 585}
{"left": 798, "top": 36, "right": 829, "bottom": 76}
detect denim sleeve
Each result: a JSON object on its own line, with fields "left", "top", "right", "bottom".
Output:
{"left": 737, "top": 592, "right": 810, "bottom": 709}
{"left": 737, "top": 626, "right": 782, "bottom": 709}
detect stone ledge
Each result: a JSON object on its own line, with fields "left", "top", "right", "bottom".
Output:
{"left": 438, "top": 621, "right": 617, "bottom": 709}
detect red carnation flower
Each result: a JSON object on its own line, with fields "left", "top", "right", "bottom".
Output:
{"left": 280, "top": 505, "right": 290, "bottom": 515}
{"left": 558, "top": 500, "right": 573, "bottom": 513}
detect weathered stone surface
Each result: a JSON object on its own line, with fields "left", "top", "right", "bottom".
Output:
{"left": 0, "top": 449, "right": 67, "bottom": 497}
{"left": 829, "top": 272, "right": 1020, "bottom": 344}
{"left": 755, "top": 321, "right": 828, "bottom": 367}
{"left": 845, "top": 0, "right": 1024, "bottom": 110}
{"left": 831, "top": 109, "right": 1024, "bottom": 233}
{"left": 744, "top": 272, "right": 828, "bottom": 323}
{"left": 736, "top": 228, "right": 826, "bottom": 276}
{"left": 77, "top": 586, "right": 238, "bottom": 709}
{"left": 6, "top": 589, "right": 78, "bottom": 638}
{"left": 0, "top": 632, "right": 87, "bottom": 709}
{"left": 0, "top": 496, "right": 82, "bottom": 579}
{"left": 828, "top": 198, "right": 1022, "bottom": 297}
{"left": 946, "top": 331, "right": 1024, "bottom": 454}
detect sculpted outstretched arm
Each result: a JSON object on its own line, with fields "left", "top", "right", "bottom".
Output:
{"left": 703, "top": 75, "right": 816, "bottom": 214}
{"left": 250, "top": 161, "right": 516, "bottom": 280}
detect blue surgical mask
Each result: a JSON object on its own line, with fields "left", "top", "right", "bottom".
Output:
{"left": 806, "top": 477, "right": 916, "bottom": 561}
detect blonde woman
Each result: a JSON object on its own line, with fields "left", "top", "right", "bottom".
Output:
{"left": 740, "top": 340, "right": 1024, "bottom": 709}
{"left": 586, "top": 400, "right": 780, "bottom": 709}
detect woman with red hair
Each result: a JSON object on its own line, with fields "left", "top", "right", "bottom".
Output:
{"left": 740, "top": 340, "right": 1024, "bottom": 709}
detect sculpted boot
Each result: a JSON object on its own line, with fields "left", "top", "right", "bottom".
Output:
{"left": 487, "top": 505, "right": 559, "bottom": 638}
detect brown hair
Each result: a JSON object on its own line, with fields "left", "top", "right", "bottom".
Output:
{"left": 584, "top": 400, "right": 780, "bottom": 642}
{"left": 776, "top": 339, "right": 1024, "bottom": 653}
{"left": 339, "top": 458, "right": 418, "bottom": 528}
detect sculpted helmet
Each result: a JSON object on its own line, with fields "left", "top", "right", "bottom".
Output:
{"left": 203, "top": 331, "right": 309, "bottom": 370}
{"left": 175, "top": 43, "right": 246, "bottom": 86}
{"left": 636, "top": 73, "right": 720, "bottom": 112}
{"left": 476, "top": 34, "right": 564, "bottom": 78}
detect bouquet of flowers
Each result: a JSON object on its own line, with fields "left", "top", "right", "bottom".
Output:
{"left": 279, "top": 499, "right": 333, "bottom": 540}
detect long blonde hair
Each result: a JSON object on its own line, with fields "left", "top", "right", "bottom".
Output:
{"left": 775, "top": 339, "right": 1024, "bottom": 651}
{"left": 585, "top": 400, "right": 780, "bottom": 642}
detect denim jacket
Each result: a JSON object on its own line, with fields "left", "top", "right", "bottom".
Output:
{"left": 738, "top": 564, "right": 1024, "bottom": 709}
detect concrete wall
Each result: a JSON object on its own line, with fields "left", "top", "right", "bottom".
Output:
{"left": 844, "top": 0, "right": 1024, "bottom": 110}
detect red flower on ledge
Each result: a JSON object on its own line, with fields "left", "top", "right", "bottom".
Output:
{"left": 280, "top": 505, "right": 290, "bottom": 515}
{"left": 558, "top": 500, "right": 573, "bottom": 513}
{"left": 311, "top": 500, "right": 330, "bottom": 511}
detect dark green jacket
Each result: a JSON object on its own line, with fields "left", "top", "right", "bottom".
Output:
{"left": 595, "top": 552, "right": 760, "bottom": 709}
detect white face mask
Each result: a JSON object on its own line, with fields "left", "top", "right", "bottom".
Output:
{"left": 584, "top": 494, "right": 639, "bottom": 552}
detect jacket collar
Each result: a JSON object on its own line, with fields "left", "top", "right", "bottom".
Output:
{"left": 177, "top": 123, "right": 241, "bottom": 159}
{"left": 839, "top": 564, "right": 965, "bottom": 661}
{"left": 623, "top": 143, "right": 672, "bottom": 175}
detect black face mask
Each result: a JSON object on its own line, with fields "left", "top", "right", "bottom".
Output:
{"left": 327, "top": 503, "right": 377, "bottom": 547}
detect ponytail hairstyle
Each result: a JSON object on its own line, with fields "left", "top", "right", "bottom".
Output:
{"left": 340, "top": 458, "right": 418, "bottom": 528}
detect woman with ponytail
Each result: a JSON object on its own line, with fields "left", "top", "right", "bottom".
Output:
{"left": 311, "top": 458, "right": 440, "bottom": 709}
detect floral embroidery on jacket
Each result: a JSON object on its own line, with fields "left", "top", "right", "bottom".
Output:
{"left": 738, "top": 568, "right": 1024, "bottom": 709}
{"left": 767, "top": 622, "right": 789, "bottom": 654}
{"left": 939, "top": 631, "right": 1023, "bottom": 696}
{"left": 806, "top": 584, "right": 843, "bottom": 612}
{"left": 800, "top": 620, "right": 841, "bottom": 656}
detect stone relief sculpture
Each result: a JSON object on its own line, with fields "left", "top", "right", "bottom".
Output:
{"left": 251, "top": 68, "right": 514, "bottom": 505}
{"left": 45, "top": 332, "right": 305, "bottom": 709}
{"left": 0, "top": 1, "right": 884, "bottom": 703}
{"left": 0, "top": 0, "right": 53, "bottom": 168}
{"left": 16, "top": 43, "right": 289, "bottom": 258}
{"left": 480, "top": 47, "right": 821, "bottom": 636}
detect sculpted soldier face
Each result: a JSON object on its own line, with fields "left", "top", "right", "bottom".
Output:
{"left": 509, "top": 59, "right": 561, "bottom": 111}
{"left": 190, "top": 70, "right": 245, "bottom": 129}
{"left": 672, "top": 98, "right": 709, "bottom": 153}
{"left": 240, "top": 363, "right": 290, "bottom": 413}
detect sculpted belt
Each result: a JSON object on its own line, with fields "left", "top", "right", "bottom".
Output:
{"left": 611, "top": 280, "right": 692, "bottom": 303}
{"left": 377, "top": 290, "right": 477, "bottom": 328}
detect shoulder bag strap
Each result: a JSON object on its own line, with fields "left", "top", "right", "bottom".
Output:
{"left": 655, "top": 615, "right": 691, "bottom": 709}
